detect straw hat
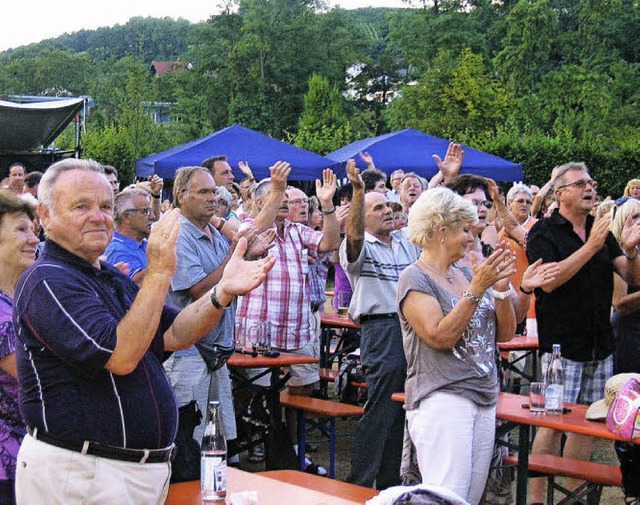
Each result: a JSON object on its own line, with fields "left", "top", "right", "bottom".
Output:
{"left": 585, "top": 373, "right": 640, "bottom": 421}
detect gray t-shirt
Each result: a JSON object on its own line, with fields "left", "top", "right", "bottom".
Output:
{"left": 397, "top": 263, "right": 498, "bottom": 410}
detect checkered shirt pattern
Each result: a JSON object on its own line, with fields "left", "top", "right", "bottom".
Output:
{"left": 236, "top": 220, "right": 323, "bottom": 350}
{"left": 541, "top": 352, "right": 613, "bottom": 405}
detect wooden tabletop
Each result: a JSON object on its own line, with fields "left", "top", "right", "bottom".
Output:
{"left": 320, "top": 312, "right": 361, "bottom": 330}
{"left": 261, "top": 470, "right": 379, "bottom": 502}
{"left": 497, "top": 391, "right": 640, "bottom": 442}
{"left": 227, "top": 348, "right": 319, "bottom": 368}
{"left": 497, "top": 335, "right": 539, "bottom": 351}
{"left": 165, "top": 468, "right": 370, "bottom": 505}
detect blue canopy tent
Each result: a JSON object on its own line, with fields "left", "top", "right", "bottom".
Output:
{"left": 136, "top": 124, "right": 338, "bottom": 181}
{"left": 327, "top": 128, "right": 522, "bottom": 182}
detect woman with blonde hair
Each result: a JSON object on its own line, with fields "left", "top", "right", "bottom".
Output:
{"left": 623, "top": 179, "right": 640, "bottom": 199}
{"left": 397, "top": 187, "right": 517, "bottom": 504}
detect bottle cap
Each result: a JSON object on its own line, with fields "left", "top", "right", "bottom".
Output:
{"left": 552, "top": 343, "right": 561, "bottom": 350}
{"left": 209, "top": 400, "right": 221, "bottom": 408}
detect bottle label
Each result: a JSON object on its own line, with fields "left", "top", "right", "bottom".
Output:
{"left": 545, "top": 385, "right": 563, "bottom": 410}
{"left": 201, "top": 456, "right": 227, "bottom": 493}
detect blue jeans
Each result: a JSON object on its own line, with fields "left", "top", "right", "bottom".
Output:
{"left": 347, "top": 318, "right": 406, "bottom": 489}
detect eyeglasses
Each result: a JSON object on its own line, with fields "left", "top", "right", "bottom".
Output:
{"left": 556, "top": 179, "right": 598, "bottom": 191}
{"left": 470, "top": 200, "right": 493, "bottom": 209}
{"left": 288, "top": 198, "right": 309, "bottom": 206}
{"left": 124, "top": 207, "right": 153, "bottom": 216}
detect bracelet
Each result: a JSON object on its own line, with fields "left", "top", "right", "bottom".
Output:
{"left": 215, "top": 218, "right": 225, "bottom": 231}
{"left": 209, "top": 285, "right": 232, "bottom": 310}
{"left": 321, "top": 207, "right": 336, "bottom": 215}
{"left": 624, "top": 245, "right": 639, "bottom": 260}
{"left": 492, "top": 286, "right": 515, "bottom": 300}
{"left": 462, "top": 290, "right": 482, "bottom": 304}
{"left": 151, "top": 193, "right": 161, "bottom": 199}
{"left": 519, "top": 285, "right": 534, "bottom": 295}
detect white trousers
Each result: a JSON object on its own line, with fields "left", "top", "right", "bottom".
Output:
{"left": 16, "top": 434, "right": 170, "bottom": 505}
{"left": 406, "top": 392, "right": 496, "bottom": 505}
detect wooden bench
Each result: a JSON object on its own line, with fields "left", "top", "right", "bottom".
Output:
{"left": 280, "top": 392, "right": 364, "bottom": 478}
{"left": 320, "top": 367, "right": 368, "bottom": 393}
{"left": 319, "top": 367, "right": 338, "bottom": 382}
{"left": 260, "top": 470, "right": 379, "bottom": 502}
{"left": 503, "top": 453, "right": 622, "bottom": 505}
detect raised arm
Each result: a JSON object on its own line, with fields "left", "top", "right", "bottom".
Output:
{"left": 316, "top": 169, "right": 341, "bottom": 253}
{"left": 486, "top": 178, "right": 527, "bottom": 246}
{"left": 359, "top": 151, "right": 376, "bottom": 170}
{"left": 344, "top": 160, "right": 366, "bottom": 263}
{"left": 253, "top": 161, "right": 290, "bottom": 231}
{"left": 429, "top": 142, "right": 463, "bottom": 188}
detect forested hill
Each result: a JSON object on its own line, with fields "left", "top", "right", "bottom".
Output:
{"left": 0, "top": 8, "right": 399, "bottom": 63}
{"left": 1, "top": 1, "right": 639, "bottom": 196}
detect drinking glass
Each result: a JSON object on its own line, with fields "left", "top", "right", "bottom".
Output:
{"left": 529, "top": 382, "right": 546, "bottom": 414}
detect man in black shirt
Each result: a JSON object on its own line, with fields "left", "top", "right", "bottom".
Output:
{"left": 526, "top": 161, "right": 640, "bottom": 502}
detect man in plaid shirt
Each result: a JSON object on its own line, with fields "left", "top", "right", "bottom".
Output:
{"left": 236, "top": 165, "right": 340, "bottom": 472}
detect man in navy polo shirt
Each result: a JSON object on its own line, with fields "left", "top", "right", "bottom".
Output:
{"left": 104, "top": 188, "right": 155, "bottom": 285}
{"left": 12, "top": 158, "right": 275, "bottom": 504}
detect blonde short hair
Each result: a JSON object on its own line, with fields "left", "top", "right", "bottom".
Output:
{"left": 407, "top": 187, "right": 478, "bottom": 249}
{"left": 611, "top": 198, "right": 640, "bottom": 243}
{"left": 623, "top": 179, "right": 640, "bottom": 197}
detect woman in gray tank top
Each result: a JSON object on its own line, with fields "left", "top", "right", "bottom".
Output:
{"left": 397, "top": 188, "right": 517, "bottom": 505}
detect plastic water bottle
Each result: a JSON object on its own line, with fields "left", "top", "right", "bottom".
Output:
{"left": 201, "top": 401, "right": 227, "bottom": 502}
{"left": 544, "top": 344, "right": 564, "bottom": 415}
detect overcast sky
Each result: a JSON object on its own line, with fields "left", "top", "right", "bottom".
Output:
{"left": 1, "top": 0, "right": 411, "bottom": 53}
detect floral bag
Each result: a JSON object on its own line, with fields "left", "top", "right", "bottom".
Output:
{"left": 607, "top": 378, "right": 640, "bottom": 440}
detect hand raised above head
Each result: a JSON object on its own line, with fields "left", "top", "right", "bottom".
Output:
{"left": 432, "top": 142, "right": 463, "bottom": 180}
{"left": 316, "top": 169, "right": 337, "bottom": 205}
{"left": 238, "top": 161, "right": 253, "bottom": 177}
{"left": 346, "top": 159, "right": 364, "bottom": 190}
{"left": 269, "top": 161, "right": 291, "bottom": 193}
{"left": 359, "top": 151, "right": 374, "bottom": 167}
{"left": 149, "top": 174, "right": 164, "bottom": 193}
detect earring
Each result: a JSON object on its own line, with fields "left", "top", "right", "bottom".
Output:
{"left": 440, "top": 237, "right": 445, "bottom": 244}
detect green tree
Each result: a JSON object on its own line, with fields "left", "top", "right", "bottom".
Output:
{"left": 494, "top": 0, "right": 558, "bottom": 92}
{"left": 293, "top": 73, "right": 353, "bottom": 154}
{"left": 385, "top": 48, "right": 514, "bottom": 139}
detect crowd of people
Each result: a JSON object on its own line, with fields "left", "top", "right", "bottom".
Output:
{"left": 0, "top": 150, "right": 640, "bottom": 504}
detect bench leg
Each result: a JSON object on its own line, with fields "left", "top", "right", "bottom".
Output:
{"left": 329, "top": 418, "right": 336, "bottom": 479}
{"left": 547, "top": 476, "right": 555, "bottom": 505}
{"left": 297, "top": 411, "right": 306, "bottom": 471}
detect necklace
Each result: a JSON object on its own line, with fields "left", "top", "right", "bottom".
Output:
{"left": 418, "top": 258, "right": 455, "bottom": 284}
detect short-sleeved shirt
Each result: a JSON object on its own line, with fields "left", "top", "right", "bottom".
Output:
{"left": 398, "top": 264, "right": 499, "bottom": 410}
{"left": 526, "top": 210, "right": 623, "bottom": 361}
{"left": 236, "top": 220, "right": 323, "bottom": 350}
{"left": 339, "top": 229, "right": 419, "bottom": 323}
{"left": 14, "top": 240, "right": 180, "bottom": 449}
{"left": 103, "top": 231, "right": 148, "bottom": 279}
{"left": 0, "top": 291, "right": 25, "bottom": 480}
{"left": 167, "top": 216, "right": 235, "bottom": 359}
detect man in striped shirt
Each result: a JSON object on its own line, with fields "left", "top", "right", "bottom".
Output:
{"left": 340, "top": 160, "right": 419, "bottom": 490}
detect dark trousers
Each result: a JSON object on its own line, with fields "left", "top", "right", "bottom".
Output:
{"left": 347, "top": 317, "right": 406, "bottom": 489}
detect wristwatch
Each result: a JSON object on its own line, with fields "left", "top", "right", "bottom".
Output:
{"left": 209, "top": 285, "right": 232, "bottom": 310}
{"left": 492, "top": 285, "right": 516, "bottom": 300}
